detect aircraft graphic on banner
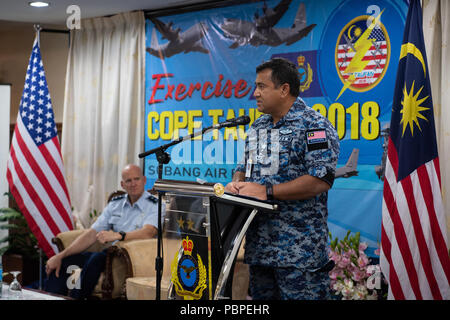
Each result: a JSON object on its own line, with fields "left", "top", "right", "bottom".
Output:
{"left": 146, "top": 18, "right": 209, "bottom": 59}
{"left": 252, "top": 0, "right": 292, "bottom": 29}
{"left": 146, "top": 1, "right": 316, "bottom": 58}
{"left": 220, "top": 0, "right": 316, "bottom": 48}
{"left": 335, "top": 148, "right": 359, "bottom": 178}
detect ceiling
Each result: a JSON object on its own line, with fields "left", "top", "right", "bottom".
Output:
{"left": 0, "top": 0, "right": 216, "bottom": 26}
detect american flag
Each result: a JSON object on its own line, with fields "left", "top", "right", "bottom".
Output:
{"left": 6, "top": 35, "right": 73, "bottom": 258}
{"left": 380, "top": 0, "right": 450, "bottom": 300}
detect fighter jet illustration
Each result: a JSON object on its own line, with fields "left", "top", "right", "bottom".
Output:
{"left": 253, "top": 0, "right": 292, "bottom": 29}
{"left": 220, "top": 0, "right": 316, "bottom": 49}
{"left": 146, "top": 18, "right": 209, "bottom": 59}
{"left": 335, "top": 148, "right": 359, "bottom": 178}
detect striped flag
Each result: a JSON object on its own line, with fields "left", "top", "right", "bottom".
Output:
{"left": 337, "top": 22, "right": 388, "bottom": 89}
{"left": 380, "top": 0, "right": 450, "bottom": 300}
{"left": 6, "top": 33, "right": 73, "bottom": 258}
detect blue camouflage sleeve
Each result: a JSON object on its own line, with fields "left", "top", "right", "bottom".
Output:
{"left": 235, "top": 129, "right": 250, "bottom": 173}
{"left": 303, "top": 123, "right": 340, "bottom": 187}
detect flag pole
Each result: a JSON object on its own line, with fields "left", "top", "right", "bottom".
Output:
{"left": 33, "top": 23, "right": 44, "bottom": 291}
{"left": 39, "top": 248, "right": 43, "bottom": 290}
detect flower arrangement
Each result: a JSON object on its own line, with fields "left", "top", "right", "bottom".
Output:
{"left": 328, "top": 231, "right": 381, "bottom": 300}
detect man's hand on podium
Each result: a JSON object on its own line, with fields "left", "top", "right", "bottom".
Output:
{"left": 224, "top": 182, "right": 267, "bottom": 201}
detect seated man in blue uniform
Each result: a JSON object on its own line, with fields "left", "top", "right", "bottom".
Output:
{"left": 225, "top": 58, "right": 340, "bottom": 300}
{"left": 45, "top": 164, "right": 160, "bottom": 299}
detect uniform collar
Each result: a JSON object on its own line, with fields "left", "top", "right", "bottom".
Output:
{"left": 123, "top": 190, "right": 150, "bottom": 211}
{"left": 282, "top": 97, "right": 306, "bottom": 121}
{"left": 259, "top": 97, "right": 306, "bottom": 127}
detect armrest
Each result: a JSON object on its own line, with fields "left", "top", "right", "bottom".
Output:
{"left": 52, "top": 229, "right": 110, "bottom": 253}
{"left": 101, "top": 239, "right": 158, "bottom": 299}
{"left": 113, "top": 238, "right": 182, "bottom": 278}
{"left": 113, "top": 239, "right": 159, "bottom": 277}
{"left": 102, "top": 238, "right": 181, "bottom": 299}
{"left": 52, "top": 230, "right": 85, "bottom": 252}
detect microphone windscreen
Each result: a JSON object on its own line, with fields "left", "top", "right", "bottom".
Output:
{"left": 237, "top": 115, "right": 250, "bottom": 125}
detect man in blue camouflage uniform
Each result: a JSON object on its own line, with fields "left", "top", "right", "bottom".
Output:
{"left": 45, "top": 164, "right": 161, "bottom": 299}
{"left": 225, "top": 58, "right": 339, "bottom": 300}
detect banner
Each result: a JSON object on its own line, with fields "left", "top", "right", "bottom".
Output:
{"left": 144, "top": 0, "right": 408, "bottom": 255}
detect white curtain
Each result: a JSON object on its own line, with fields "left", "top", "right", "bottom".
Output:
{"left": 423, "top": 0, "right": 450, "bottom": 243}
{"left": 61, "top": 11, "right": 145, "bottom": 229}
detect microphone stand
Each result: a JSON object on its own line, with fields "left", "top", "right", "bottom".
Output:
{"left": 138, "top": 124, "right": 219, "bottom": 300}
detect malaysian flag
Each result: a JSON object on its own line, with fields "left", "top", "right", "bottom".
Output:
{"left": 380, "top": 0, "right": 450, "bottom": 300}
{"left": 7, "top": 34, "right": 73, "bottom": 258}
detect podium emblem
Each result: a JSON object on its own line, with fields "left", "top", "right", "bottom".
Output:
{"left": 171, "top": 236, "right": 207, "bottom": 300}
{"left": 213, "top": 183, "right": 225, "bottom": 197}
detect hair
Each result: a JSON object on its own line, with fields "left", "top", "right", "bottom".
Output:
{"left": 256, "top": 57, "right": 300, "bottom": 97}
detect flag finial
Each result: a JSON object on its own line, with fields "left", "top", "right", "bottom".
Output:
{"left": 34, "top": 24, "right": 42, "bottom": 32}
{"left": 34, "top": 24, "right": 42, "bottom": 45}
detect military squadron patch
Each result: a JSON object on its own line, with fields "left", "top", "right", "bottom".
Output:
{"left": 335, "top": 11, "right": 390, "bottom": 99}
{"left": 171, "top": 236, "right": 207, "bottom": 300}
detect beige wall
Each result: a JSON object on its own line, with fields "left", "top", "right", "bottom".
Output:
{"left": 0, "top": 20, "right": 69, "bottom": 124}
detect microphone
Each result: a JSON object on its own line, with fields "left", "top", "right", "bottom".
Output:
{"left": 212, "top": 115, "right": 250, "bottom": 129}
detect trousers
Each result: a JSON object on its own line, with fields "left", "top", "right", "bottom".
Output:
{"left": 45, "top": 250, "right": 107, "bottom": 299}
{"left": 249, "top": 265, "right": 331, "bottom": 300}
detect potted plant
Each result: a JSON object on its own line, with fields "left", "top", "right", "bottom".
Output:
{"left": 0, "top": 193, "right": 41, "bottom": 285}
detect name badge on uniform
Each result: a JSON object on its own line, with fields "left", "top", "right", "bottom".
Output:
{"left": 306, "top": 129, "right": 329, "bottom": 151}
{"left": 245, "top": 159, "right": 253, "bottom": 178}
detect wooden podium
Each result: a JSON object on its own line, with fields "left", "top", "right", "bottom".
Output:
{"left": 153, "top": 179, "right": 278, "bottom": 300}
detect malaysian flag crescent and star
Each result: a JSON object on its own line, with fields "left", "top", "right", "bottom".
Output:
{"left": 7, "top": 32, "right": 73, "bottom": 258}
{"left": 380, "top": 0, "right": 450, "bottom": 300}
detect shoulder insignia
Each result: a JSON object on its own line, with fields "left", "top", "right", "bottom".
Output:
{"left": 147, "top": 195, "right": 158, "bottom": 203}
{"left": 110, "top": 194, "right": 126, "bottom": 202}
{"left": 306, "top": 129, "right": 329, "bottom": 151}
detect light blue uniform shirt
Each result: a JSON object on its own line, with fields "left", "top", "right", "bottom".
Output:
{"left": 91, "top": 191, "right": 162, "bottom": 233}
